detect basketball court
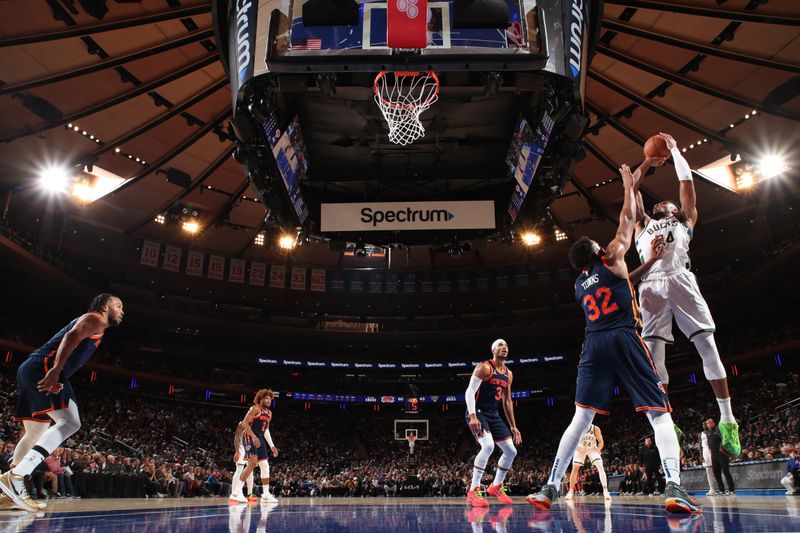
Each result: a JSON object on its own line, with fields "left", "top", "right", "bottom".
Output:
{"left": 1, "top": 496, "right": 797, "bottom": 532}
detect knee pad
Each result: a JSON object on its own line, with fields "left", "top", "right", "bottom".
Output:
{"left": 496, "top": 439, "right": 516, "bottom": 460}
{"left": 475, "top": 434, "right": 495, "bottom": 466}
{"left": 692, "top": 332, "right": 726, "bottom": 380}
{"left": 257, "top": 459, "right": 270, "bottom": 478}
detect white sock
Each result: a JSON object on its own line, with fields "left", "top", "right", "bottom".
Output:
{"left": 493, "top": 439, "right": 517, "bottom": 486}
{"left": 547, "top": 407, "right": 595, "bottom": 486}
{"left": 12, "top": 446, "right": 49, "bottom": 478}
{"left": 595, "top": 461, "right": 608, "bottom": 490}
{"left": 646, "top": 411, "right": 680, "bottom": 485}
{"left": 246, "top": 474, "right": 254, "bottom": 495}
{"left": 717, "top": 397, "right": 735, "bottom": 423}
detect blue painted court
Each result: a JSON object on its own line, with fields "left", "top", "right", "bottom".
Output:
{"left": 1, "top": 496, "right": 797, "bottom": 532}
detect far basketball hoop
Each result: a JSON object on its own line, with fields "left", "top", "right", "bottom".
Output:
{"left": 405, "top": 431, "right": 417, "bottom": 453}
{"left": 374, "top": 71, "right": 439, "bottom": 145}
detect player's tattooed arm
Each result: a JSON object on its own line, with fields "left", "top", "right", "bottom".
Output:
{"left": 503, "top": 371, "right": 522, "bottom": 445}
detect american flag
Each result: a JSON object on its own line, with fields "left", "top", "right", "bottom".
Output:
{"left": 292, "top": 38, "right": 322, "bottom": 50}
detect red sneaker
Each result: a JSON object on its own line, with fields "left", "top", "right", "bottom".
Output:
{"left": 487, "top": 483, "right": 513, "bottom": 504}
{"left": 466, "top": 487, "right": 489, "bottom": 508}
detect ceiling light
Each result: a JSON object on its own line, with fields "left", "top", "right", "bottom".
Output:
{"left": 554, "top": 227, "right": 568, "bottom": 242}
{"left": 255, "top": 233, "right": 265, "bottom": 246}
{"left": 182, "top": 221, "right": 200, "bottom": 234}
{"left": 71, "top": 183, "right": 94, "bottom": 203}
{"left": 155, "top": 214, "right": 166, "bottom": 224}
{"left": 757, "top": 155, "right": 788, "bottom": 179}
{"left": 737, "top": 172, "right": 754, "bottom": 189}
{"left": 38, "top": 165, "right": 70, "bottom": 193}
{"left": 278, "top": 234, "right": 297, "bottom": 250}
{"left": 115, "top": 147, "right": 120, "bottom": 153}
{"left": 520, "top": 231, "right": 541, "bottom": 246}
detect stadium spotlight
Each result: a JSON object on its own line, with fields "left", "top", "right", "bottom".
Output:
{"left": 520, "top": 231, "right": 541, "bottom": 246}
{"left": 182, "top": 221, "right": 200, "bottom": 234}
{"left": 757, "top": 155, "right": 788, "bottom": 179}
{"left": 154, "top": 214, "right": 166, "bottom": 224}
{"left": 255, "top": 233, "right": 265, "bottom": 246}
{"left": 38, "top": 165, "right": 71, "bottom": 193}
{"left": 278, "top": 234, "right": 297, "bottom": 250}
{"left": 736, "top": 171, "right": 754, "bottom": 190}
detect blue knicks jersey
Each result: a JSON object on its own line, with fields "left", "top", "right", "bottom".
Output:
{"left": 575, "top": 257, "right": 640, "bottom": 333}
{"left": 475, "top": 360, "right": 509, "bottom": 412}
{"left": 30, "top": 317, "right": 103, "bottom": 379}
{"left": 249, "top": 408, "right": 271, "bottom": 437}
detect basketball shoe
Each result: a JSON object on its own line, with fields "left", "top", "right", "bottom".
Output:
{"left": 718, "top": 422, "right": 741, "bottom": 457}
{"left": 261, "top": 491, "right": 278, "bottom": 504}
{"left": 0, "top": 472, "right": 36, "bottom": 513}
{"left": 526, "top": 484, "right": 559, "bottom": 511}
{"left": 486, "top": 483, "right": 513, "bottom": 504}
{"left": 466, "top": 487, "right": 489, "bottom": 507}
{"left": 664, "top": 481, "right": 702, "bottom": 514}
{"left": 229, "top": 491, "right": 248, "bottom": 504}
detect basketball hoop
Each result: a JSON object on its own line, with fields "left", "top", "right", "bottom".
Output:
{"left": 374, "top": 71, "right": 439, "bottom": 146}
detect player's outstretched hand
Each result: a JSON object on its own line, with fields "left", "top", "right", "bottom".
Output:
{"left": 619, "top": 164, "right": 635, "bottom": 189}
{"left": 645, "top": 156, "right": 667, "bottom": 168}
{"left": 271, "top": 446, "right": 279, "bottom": 458}
{"left": 651, "top": 235, "right": 667, "bottom": 260}
{"left": 657, "top": 132, "right": 677, "bottom": 152}
{"left": 512, "top": 427, "right": 522, "bottom": 446}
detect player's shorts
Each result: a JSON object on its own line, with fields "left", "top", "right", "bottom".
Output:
{"left": 573, "top": 448, "right": 603, "bottom": 466}
{"left": 639, "top": 270, "right": 715, "bottom": 344}
{"left": 464, "top": 408, "right": 512, "bottom": 442}
{"left": 243, "top": 434, "right": 269, "bottom": 460}
{"left": 13, "top": 355, "right": 77, "bottom": 423}
{"left": 575, "top": 327, "right": 671, "bottom": 415}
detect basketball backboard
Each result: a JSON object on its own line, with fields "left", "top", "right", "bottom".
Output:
{"left": 394, "top": 419, "right": 429, "bottom": 441}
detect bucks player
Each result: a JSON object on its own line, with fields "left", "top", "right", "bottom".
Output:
{"left": 229, "top": 421, "right": 256, "bottom": 503}
{"left": 565, "top": 424, "right": 611, "bottom": 501}
{"left": 464, "top": 339, "right": 523, "bottom": 507}
{"left": 631, "top": 132, "right": 740, "bottom": 458}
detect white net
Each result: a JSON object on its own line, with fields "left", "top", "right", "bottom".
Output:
{"left": 374, "top": 71, "right": 439, "bottom": 146}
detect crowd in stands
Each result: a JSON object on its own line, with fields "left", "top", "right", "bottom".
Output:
{"left": 2, "top": 358, "right": 798, "bottom": 500}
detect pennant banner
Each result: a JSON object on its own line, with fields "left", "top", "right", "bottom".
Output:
{"left": 208, "top": 255, "right": 225, "bottom": 280}
{"left": 186, "top": 251, "right": 204, "bottom": 277}
{"left": 290, "top": 267, "right": 306, "bottom": 290}
{"left": 249, "top": 262, "right": 266, "bottom": 286}
{"left": 310, "top": 269, "right": 326, "bottom": 292}
{"left": 163, "top": 246, "right": 182, "bottom": 273}
{"left": 140, "top": 240, "right": 160, "bottom": 267}
{"left": 229, "top": 258, "right": 245, "bottom": 283}
{"left": 270, "top": 265, "right": 286, "bottom": 288}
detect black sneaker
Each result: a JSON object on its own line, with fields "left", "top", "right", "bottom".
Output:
{"left": 526, "top": 484, "right": 559, "bottom": 511}
{"left": 664, "top": 481, "right": 702, "bottom": 514}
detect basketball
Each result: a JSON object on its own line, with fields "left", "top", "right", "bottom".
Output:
{"left": 644, "top": 135, "right": 670, "bottom": 158}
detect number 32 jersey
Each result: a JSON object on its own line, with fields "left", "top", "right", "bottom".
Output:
{"left": 575, "top": 256, "right": 640, "bottom": 333}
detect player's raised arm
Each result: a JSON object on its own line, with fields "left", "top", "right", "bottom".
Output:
{"left": 632, "top": 157, "right": 664, "bottom": 227}
{"left": 660, "top": 133, "right": 698, "bottom": 227}
{"left": 603, "top": 164, "right": 638, "bottom": 272}
{"left": 502, "top": 371, "right": 522, "bottom": 445}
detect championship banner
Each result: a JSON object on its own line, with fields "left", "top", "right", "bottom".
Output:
{"left": 310, "top": 269, "right": 326, "bottom": 292}
{"left": 402, "top": 272, "right": 416, "bottom": 293}
{"left": 290, "top": 267, "right": 306, "bottom": 290}
{"left": 249, "top": 262, "right": 266, "bottom": 286}
{"left": 208, "top": 255, "right": 226, "bottom": 280}
{"left": 162, "top": 245, "right": 181, "bottom": 272}
{"left": 456, "top": 270, "right": 472, "bottom": 291}
{"left": 320, "top": 201, "right": 495, "bottom": 232}
{"left": 229, "top": 258, "right": 246, "bottom": 283}
{"left": 420, "top": 272, "right": 433, "bottom": 293}
{"left": 369, "top": 272, "right": 384, "bottom": 293}
{"left": 495, "top": 268, "right": 509, "bottom": 288}
{"left": 513, "top": 265, "right": 529, "bottom": 287}
{"left": 386, "top": 272, "right": 400, "bottom": 294}
{"left": 270, "top": 265, "right": 286, "bottom": 288}
{"left": 186, "top": 251, "right": 204, "bottom": 277}
{"left": 329, "top": 270, "right": 345, "bottom": 292}
{"left": 140, "top": 240, "right": 160, "bottom": 267}
{"left": 436, "top": 271, "right": 451, "bottom": 292}
{"left": 348, "top": 271, "right": 365, "bottom": 292}
{"left": 476, "top": 270, "right": 490, "bottom": 290}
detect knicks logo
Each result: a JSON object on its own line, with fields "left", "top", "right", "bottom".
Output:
{"left": 397, "top": 0, "right": 420, "bottom": 19}
{"left": 657, "top": 382, "right": 666, "bottom": 394}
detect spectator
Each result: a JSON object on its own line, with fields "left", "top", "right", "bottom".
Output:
{"left": 106, "top": 455, "right": 124, "bottom": 475}
{"left": 705, "top": 419, "right": 736, "bottom": 495}
{"left": 781, "top": 448, "right": 800, "bottom": 495}
{"left": 639, "top": 437, "right": 664, "bottom": 495}
{"left": 700, "top": 423, "right": 720, "bottom": 496}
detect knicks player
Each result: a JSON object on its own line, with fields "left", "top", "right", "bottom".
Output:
{"left": 526, "top": 164, "right": 700, "bottom": 514}
{"left": 565, "top": 424, "right": 611, "bottom": 501}
{"left": 465, "top": 339, "right": 523, "bottom": 507}
{"left": 229, "top": 421, "right": 256, "bottom": 503}
{"left": 630, "top": 133, "right": 740, "bottom": 458}
{"left": 240, "top": 389, "right": 279, "bottom": 503}
{"left": 0, "top": 294, "right": 124, "bottom": 512}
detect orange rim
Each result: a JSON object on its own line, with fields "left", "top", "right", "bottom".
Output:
{"left": 374, "top": 70, "right": 440, "bottom": 110}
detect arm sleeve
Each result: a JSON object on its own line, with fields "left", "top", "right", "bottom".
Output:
{"left": 265, "top": 429, "right": 275, "bottom": 448}
{"left": 671, "top": 147, "right": 692, "bottom": 181}
{"left": 465, "top": 375, "right": 483, "bottom": 415}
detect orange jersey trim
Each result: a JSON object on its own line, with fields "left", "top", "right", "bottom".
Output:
{"left": 575, "top": 402, "right": 610, "bottom": 416}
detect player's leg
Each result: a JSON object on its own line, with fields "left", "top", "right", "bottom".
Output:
{"left": 246, "top": 471, "right": 255, "bottom": 500}
{"left": 240, "top": 455, "right": 258, "bottom": 486}
{"left": 257, "top": 459, "right": 277, "bottom": 503}
{"left": 566, "top": 454, "right": 584, "bottom": 500}
{"left": 11, "top": 420, "right": 49, "bottom": 467}
{"left": 485, "top": 414, "right": 514, "bottom": 504}
{"left": 230, "top": 462, "right": 247, "bottom": 503}
{"left": 466, "top": 420, "right": 494, "bottom": 507}
{"left": 590, "top": 453, "right": 611, "bottom": 500}
{"left": 672, "top": 272, "right": 739, "bottom": 456}
{"left": 638, "top": 279, "right": 675, "bottom": 390}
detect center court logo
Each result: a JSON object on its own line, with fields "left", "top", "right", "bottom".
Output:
{"left": 360, "top": 207, "right": 454, "bottom": 227}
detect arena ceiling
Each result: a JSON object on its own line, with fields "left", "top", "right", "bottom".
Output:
{"left": 0, "top": 0, "right": 798, "bottom": 271}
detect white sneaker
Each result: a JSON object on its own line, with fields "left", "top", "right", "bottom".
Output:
{"left": 261, "top": 492, "right": 278, "bottom": 504}
{"left": 565, "top": 491, "right": 574, "bottom": 501}
{"left": 603, "top": 491, "right": 611, "bottom": 501}
{"left": 707, "top": 490, "right": 716, "bottom": 496}
{"left": 229, "top": 492, "right": 248, "bottom": 503}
